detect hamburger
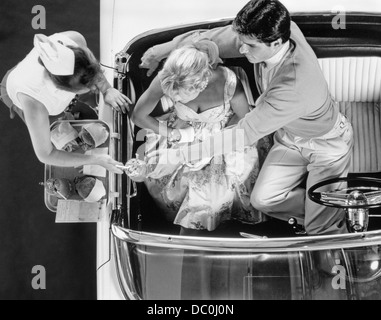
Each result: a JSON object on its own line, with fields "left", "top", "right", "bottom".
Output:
{"left": 74, "top": 176, "right": 106, "bottom": 202}
{"left": 78, "top": 123, "right": 109, "bottom": 151}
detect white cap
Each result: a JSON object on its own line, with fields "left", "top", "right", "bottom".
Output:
{"left": 84, "top": 179, "right": 106, "bottom": 202}
{"left": 34, "top": 34, "right": 75, "bottom": 76}
{"left": 50, "top": 122, "right": 79, "bottom": 150}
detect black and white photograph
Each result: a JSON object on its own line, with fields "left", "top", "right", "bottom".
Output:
{"left": 1, "top": 0, "right": 381, "bottom": 304}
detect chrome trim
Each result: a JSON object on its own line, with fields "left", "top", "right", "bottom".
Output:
{"left": 111, "top": 224, "right": 381, "bottom": 253}
{"left": 114, "top": 51, "right": 138, "bottom": 229}
{"left": 115, "top": 51, "right": 130, "bottom": 78}
{"left": 112, "top": 106, "right": 123, "bottom": 209}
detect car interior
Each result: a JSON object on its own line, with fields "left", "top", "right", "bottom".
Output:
{"left": 107, "top": 11, "right": 381, "bottom": 301}
{"left": 117, "top": 12, "right": 381, "bottom": 238}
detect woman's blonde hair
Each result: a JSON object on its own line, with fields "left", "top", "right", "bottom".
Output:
{"left": 158, "top": 40, "right": 222, "bottom": 98}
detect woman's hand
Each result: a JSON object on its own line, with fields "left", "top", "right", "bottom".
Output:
{"left": 95, "top": 154, "right": 124, "bottom": 174}
{"left": 104, "top": 88, "right": 131, "bottom": 114}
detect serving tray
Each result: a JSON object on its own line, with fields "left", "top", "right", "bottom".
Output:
{"left": 44, "top": 120, "right": 110, "bottom": 214}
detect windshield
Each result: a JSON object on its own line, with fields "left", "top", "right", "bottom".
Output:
{"left": 112, "top": 225, "right": 381, "bottom": 300}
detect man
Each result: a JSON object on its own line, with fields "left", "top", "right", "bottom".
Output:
{"left": 139, "top": 0, "right": 353, "bottom": 235}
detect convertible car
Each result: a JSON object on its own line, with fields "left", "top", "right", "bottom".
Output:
{"left": 96, "top": 1, "right": 381, "bottom": 300}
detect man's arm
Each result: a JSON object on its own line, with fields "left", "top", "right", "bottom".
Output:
{"left": 179, "top": 85, "right": 304, "bottom": 163}
{"left": 140, "top": 25, "right": 243, "bottom": 76}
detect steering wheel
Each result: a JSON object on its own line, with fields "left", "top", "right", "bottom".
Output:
{"left": 308, "top": 177, "right": 381, "bottom": 209}
{"left": 308, "top": 177, "right": 381, "bottom": 232}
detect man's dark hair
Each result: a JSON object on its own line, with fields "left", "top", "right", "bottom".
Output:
{"left": 39, "top": 46, "right": 102, "bottom": 91}
{"left": 233, "top": 0, "right": 291, "bottom": 45}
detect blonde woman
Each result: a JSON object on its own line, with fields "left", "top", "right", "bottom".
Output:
{"left": 131, "top": 40, "right": 267, "bottom": 235}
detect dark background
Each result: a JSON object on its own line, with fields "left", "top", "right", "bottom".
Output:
{"left": 0, "top": 0, "right": 100, "bottom": 300}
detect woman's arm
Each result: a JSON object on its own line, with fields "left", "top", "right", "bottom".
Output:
{"left": 94, "top": 73, "right": 131, "bottom": 113}
{"left": 131, "top": 76, "right": 179, "bottom": 139}
{"left": 19, "top": 93, "right": 123, "bottom": 174}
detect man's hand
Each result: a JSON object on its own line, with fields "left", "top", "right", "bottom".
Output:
{"left": 139, "top": 47, "right": 161, "bottom": 77}
{"left": 104, "top": 88, "right": 131, "bottom": 114}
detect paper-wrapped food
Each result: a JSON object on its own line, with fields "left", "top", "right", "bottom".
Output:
{"left": 74, "top": 176, "right": 106, "bottom": 202}
{"left": 78, "top": 123, "right": 109, "bottom": 151}
{"left": 124, "top": 158, "right": 147, "bottom": 182}
{"left": 45, "top": 178, "right": 74, "bottom": 199}
{"left": 50, "top": 122, "right": 80, "bottom": 152}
